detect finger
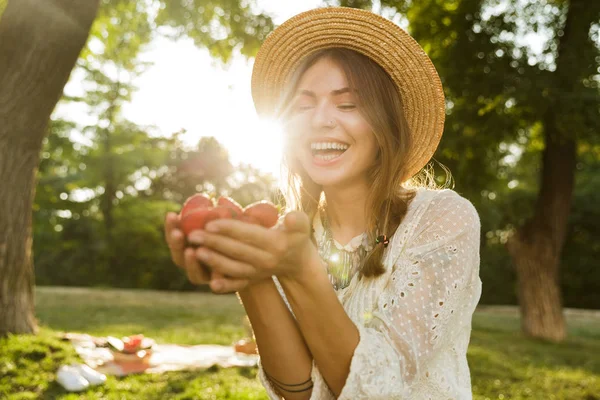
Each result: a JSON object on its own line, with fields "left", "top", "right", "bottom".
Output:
{"left": 211, "top": 271, "right": 238, "bottom": 284}
{"left": 210, "top": 277, "right": 250, "bottom": 294}
{"left": 169, "top": 229, "right": 185, "bottom": 251}
{"left": 165, "top": 212, "right": 186, "bottom": 267}
{"left": 204, "top": 219, "right": 277, "bottom": 250}
{"left": 184, "top": 248, "right": 210, "bottom": 285}
{"left": 169, "top": 229, "right": 186, "bottom": 268}
{"left": 283, "top": 211, "right": 311, "bottom": 235}
{"left": 188, "top": 230, "right": 275, "bottom": 268}
{"left": 196, "top": 248, "right": 260, "bottom": 280}
{"left": 211, "top": 271, "right": 224, "bottom": 281}
{"left": 164, "top": 212, "right": 180, "bottom": 241}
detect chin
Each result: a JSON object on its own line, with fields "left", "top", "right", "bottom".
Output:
{"left": 297, "top": 151, "right": 367, "bottom": 190}
{"left": 305, "top": 168, "right": 354, "bottom": 189}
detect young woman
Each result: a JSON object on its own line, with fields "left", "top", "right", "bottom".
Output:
{"left": 165, "top": 7, "right": 482, "bottom": 400}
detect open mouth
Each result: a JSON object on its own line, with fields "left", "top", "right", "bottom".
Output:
{"left": 310, "top": 141, "right": 350, "bottom": 162}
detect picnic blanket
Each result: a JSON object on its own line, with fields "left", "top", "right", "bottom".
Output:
{"left": 62, "top": 333, "right": 259, "bottom": 377}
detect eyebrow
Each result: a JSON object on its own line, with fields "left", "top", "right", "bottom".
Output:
{"left": 296, "top": 87, "right": 356, "bottom": 97}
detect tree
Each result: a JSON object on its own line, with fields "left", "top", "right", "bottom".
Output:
{"left": 74, "top": 0, "right": 154, "bottom": 272}
{"left": 0, "top": 0, "right": 100, "bottom": 336}
{"left": 156, "top": 0, "right": 274, "bottom": 61}
{"left": 147, "top": 136, "right": 234, "bottom": 204}
{"left": 503, "top": 0, "right": 598, "bottom": 342}
{"left": 336, "top": 0, "right": 600, "bottom": 341}
{"left": 1, "top": 0, "right": 276, "bottom": 336}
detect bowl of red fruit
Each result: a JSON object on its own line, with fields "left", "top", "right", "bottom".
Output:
{"left": 107, "top": 334, "right": 155, "bottom": 364}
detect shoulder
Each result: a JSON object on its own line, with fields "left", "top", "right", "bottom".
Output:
{"left": 412, "top": 187, "right": 480, "bottom": 233}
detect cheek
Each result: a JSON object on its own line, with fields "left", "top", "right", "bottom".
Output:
{"left": 350, "top": 119, "right": 376, "bottom": 148}
{"left": 356, "top": 129, "right": 379, "bottom": 163}
{"left": 342, "top": 112, "right": 370, "bottom": 136}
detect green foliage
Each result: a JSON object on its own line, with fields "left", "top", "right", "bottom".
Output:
{"left": 1, "top": 287, "right": 599, "bottom": 398}
{"left": 333, "top": 0, "right": 600, "bottom": 307}
{"left": 155, "top": 0, "right": 275, "bottom": 62}
{"left": 147, "top": 136, "right": 235, "bottom": 204}
{"left": 0, "top": 0, "right": 7, "bottom": 21}
{"left": 33, "top": 0, "right": 279, "bottom": 291}
{"left": 81, "top": 0, "right": 153, "bottom": 70}
{"left": 109, "top": 199, "right": 187, "bottom": 289}
{"left": 33, "top": 0, "right": 600, "bottom": 305}
{"left": 561, "top": 149, "right": 600, "bottom": 309}
{"left": 228, "top": 164, "right": 280, "bottom": 207}
{"left": 33, "top": 131, "right": 278, "bottom": 291}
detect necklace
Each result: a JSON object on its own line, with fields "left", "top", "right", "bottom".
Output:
{"left": 316, "top": 207, "right": 372, "bottom": 291}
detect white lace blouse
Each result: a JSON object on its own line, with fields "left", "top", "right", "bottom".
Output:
{"left": 258, "top": 187, "right": 482, "bottom": 399}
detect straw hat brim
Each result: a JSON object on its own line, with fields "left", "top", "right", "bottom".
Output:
{"left": 251, "top": 7, "right": 446, "bottom": 181}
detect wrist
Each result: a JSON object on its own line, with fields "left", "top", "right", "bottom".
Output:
{"left": 238, "top": 276, "right": 275, "bottom": 299}
{"left": 279, "top": 248, "right": 326, "bottom": 288}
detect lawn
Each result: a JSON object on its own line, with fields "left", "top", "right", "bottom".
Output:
{"left": 1, "top": 287, "right": 599, "bottom": 399}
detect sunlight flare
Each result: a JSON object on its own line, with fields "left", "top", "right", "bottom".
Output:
{"left": 233, "top": 118, "right": 284, "bottom": 181}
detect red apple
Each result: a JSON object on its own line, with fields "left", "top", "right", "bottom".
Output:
{"left": 243, "top": 201, "right": 279, "bottom": 228}
{"left": 217, "top": 196, "right": 243, "bottom": 218}
{"left": 181, "top": 193, "right": 213, "bottom": 217}
{"left": 180, "top": 208, "right": 220, "bottom": 236}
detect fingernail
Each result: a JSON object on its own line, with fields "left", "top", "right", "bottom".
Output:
{"left": 212, "top": 280, "right": 223, "bottom": 291}
{"left": 205, "top": 223, "right": 219, "bottom": 232}
{"left": 189, "top": 232, "right": 204, "bottom": 244}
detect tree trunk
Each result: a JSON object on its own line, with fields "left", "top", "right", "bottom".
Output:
{"left": 100, "top": 80, "right": 121, "bottom": 274}
{"left": 0, "top": 0, "right": 99, "bottom": 336}
{"left": 506, "top": 133, "right": 575, "bottom": 342}
{"left": 506, "top": 0, "right": 591, "bottom": 342}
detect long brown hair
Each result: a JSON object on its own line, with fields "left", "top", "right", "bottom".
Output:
{"left": 276, "top": 48, "right": 422, "bottom": 278}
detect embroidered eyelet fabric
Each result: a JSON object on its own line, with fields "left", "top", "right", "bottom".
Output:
{"left": 258, "top": 188, "right": 482, "bottom": 399}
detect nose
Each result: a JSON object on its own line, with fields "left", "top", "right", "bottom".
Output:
{"left": 311, "top": 100, "right": 336, "bottom": 130}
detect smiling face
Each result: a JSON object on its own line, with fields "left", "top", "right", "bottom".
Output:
{"left": 285, "top": 57, "right": 379, "bottom": 190}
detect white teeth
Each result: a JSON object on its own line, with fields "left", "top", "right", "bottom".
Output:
{"left": 315, "top": 153, "right": 340, "bottom": 161}
{"left": 310, "top": 142, "right": 349, "bottom": 151}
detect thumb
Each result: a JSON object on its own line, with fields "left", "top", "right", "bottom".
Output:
{"left": 283, "top": 211, "right": 311, "bottom": 235}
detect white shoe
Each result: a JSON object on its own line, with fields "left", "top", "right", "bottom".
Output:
{"left": 56, "top": 365, "right": 89, "bottom": 392}
{"left": 71, "top": 363, "right": 107, "bottom": 386}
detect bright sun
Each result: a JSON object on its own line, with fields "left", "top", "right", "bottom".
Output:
{"left": 225, "top": 118, "right": 285, "bottom": 183}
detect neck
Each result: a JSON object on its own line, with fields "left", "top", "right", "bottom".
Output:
{"left": 322, "top": 181, "right": 369, "bottom": 246}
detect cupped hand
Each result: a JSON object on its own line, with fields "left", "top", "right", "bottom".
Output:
{"left": 164, "top": 212, "right": 250, "bottom": 293}
{"left": 186, "top": 211, "right": 319, "bottom": 287}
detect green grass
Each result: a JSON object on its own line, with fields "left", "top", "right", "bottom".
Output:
{"left": 1, "top": 287, "right": 599, "bottom": 399}
{"left": 469, "top": 308, "right": 600, "bottom": 399}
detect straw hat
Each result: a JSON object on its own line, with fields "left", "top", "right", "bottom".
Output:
{"left": 251, "top": 7, "right": 446, "bottom": 181}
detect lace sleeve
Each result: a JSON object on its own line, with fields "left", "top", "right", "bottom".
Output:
{"left": 337, "top": 190, "right": 481, "bottom": 399}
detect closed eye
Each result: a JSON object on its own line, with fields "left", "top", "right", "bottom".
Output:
{"left": 295, "top": 104, "right": 314, "bottom": 112}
